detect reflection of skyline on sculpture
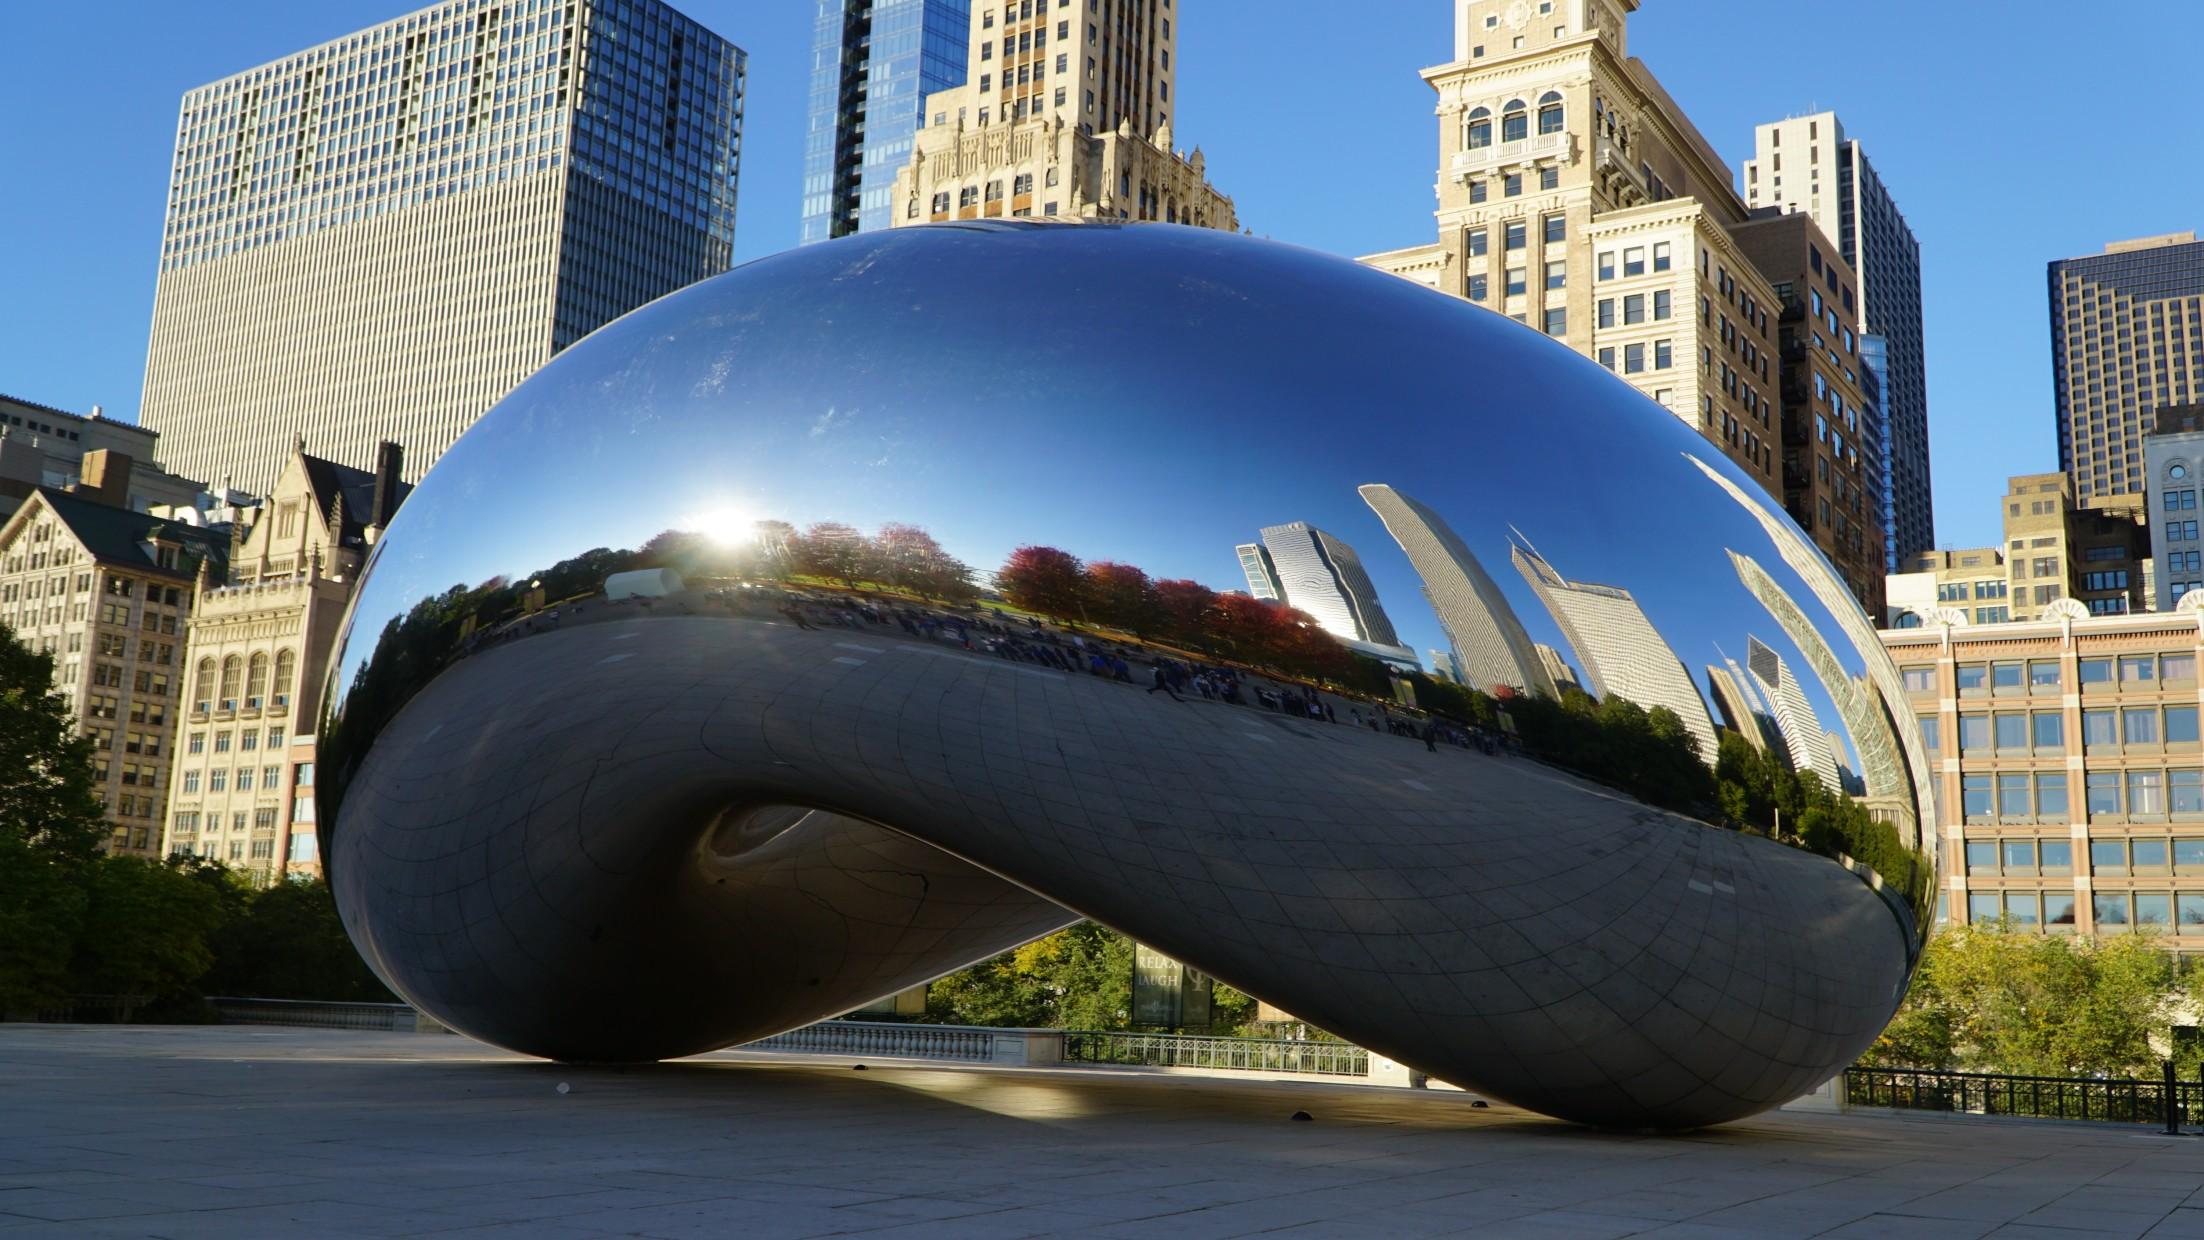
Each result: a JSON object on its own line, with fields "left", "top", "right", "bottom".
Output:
{"left": 1232, "top": 521, "right": 1414, "bottom": 668}
{"left": 1510, "top": 534, "right": 1722, "bottom": 761}
{"left": 1357, "top": 484, "right": 1553, "bottom": 697}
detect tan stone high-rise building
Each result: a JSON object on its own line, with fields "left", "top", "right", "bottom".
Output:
{"left": 137, "top": 0, "right": 746, "bottom": 495}
{"left": 0, "top": 456, "right": 228, "bottom": 858}
{"left": 891, "top": 0, "right": 1234, "bottom": 229}
{"left": 1360, "top": 0, "right": 1781, "bottom": 496}
{"left": 1886, "top": 474, "right": 2148, "bottom": 628}
{"left": 160, "top": 442, "right": 408, "bottom": 884}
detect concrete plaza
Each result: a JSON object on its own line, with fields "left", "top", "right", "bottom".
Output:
{"left": 5, "top": 1026, "right": 2204, "bottom": 1239}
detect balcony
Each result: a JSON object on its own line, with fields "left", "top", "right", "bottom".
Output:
{"left": 1448, "top": 130, "right": 1573, "bottom": 182}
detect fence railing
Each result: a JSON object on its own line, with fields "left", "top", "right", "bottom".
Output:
{"left": 1063, "top": 1030, "right": 1370, "bottom": 1077}
{"left": 209, "top": 997, "right": 444, "bottom": 1033}
{"left": 740, "top": 1020, "right": 998, "bottom": 1062}
{"left": 1845, "top": 1064, "right": 2200, "bottom": 1128}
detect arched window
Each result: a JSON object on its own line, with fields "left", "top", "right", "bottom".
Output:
{"left": 1537, "top": 90, "right": 1564, "bottom": 135}
{"left": 193, "top": 658, "right": 215, "bottom": 713}
{"left": 273, "top": 648, "right": 296, "bottom": 709}
{"left": 1463, "top": 105, "right": 1491, "bottom": 150}
{"left": 1500, "top": 100, "right": 1528, "bottom": 143}
{"left": 2172, "top": 463, "right": 2190, "bottom": 481}
{"left": 218, "top": 656, "right": 241, "bottom": 711}
{"left": 246, "top": 653, "right": 269, "bottom": 708}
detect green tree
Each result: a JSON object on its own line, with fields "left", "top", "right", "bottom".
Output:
{"left": 202, "top": 878, "right": 394, "bottom": 1001}
{"left": 0, "top": 621, "right": 108, "bottom": 861}
{"left": 68, "top": 858, "right": 228, "bottom": 1012}
{"left": 924, "top": 923, "right": 1135, "bottom": 1028}
{"left": 0, "top": 832, "right": 87, "bottom": 1015}
{"left": 1868, "top": 925, "right": 2178, "bottom": 1077}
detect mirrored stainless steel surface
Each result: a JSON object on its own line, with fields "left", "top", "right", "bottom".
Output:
{"left": 319, "top": 222, "right": 1933, "bottom": 1128}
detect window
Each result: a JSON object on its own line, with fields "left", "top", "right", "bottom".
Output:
{"left": 272, "top": 649, "right": 295, "bottom": 707}
{"left": 1506, "top": 268, "right": 1527, "bottom": 296}
{"left": 2170, "top": 706, "right": 2201, "bottom": 744}
{"left": 1962, "top": 777, "right": 1992, "bottom": 819}
{"left": 1505, "top": 221, "right": 1526, "bottom": 250}
{"left": 1501, "top": 99, "right": 1528, "bottom": 142}
{"left": 1544, "top": 307, "right": 1566, "bottom": 336}
{"left": 1998, "top": 773, "right": 2032, "bottom": 819}
{"left": 2032, "top": 712, "right": 2063, "bottom": 749}
{"left": 2029, "top": 661, "right": 2061, "bottom": 692}
{"left": 1542, "top": 215, "right": 1564, "bottom": 244}
{"left": 1464, "top": 107, "right": 1491, "bottom": 150}
{"left": 2083, "top": 709, "right": 2118, "bottom": 751}
{"left": 2176, "top": 770, "right": 2204, "bottom": 814}
{"left": 245, "top": 652, "right": 268, "bottom": 708}
{"left": 1504, "top": 173, "right": 1522, "bottom": 197}
{"left": 1536, "top": 91, "right": 1563, "bottom": 135}
{"left": 2166, "top": 653, "right": 2198, "bottom": 682}
{"left": 1468, "top": 274, "right": 1488, "bottom": 302}
{"left": 1545, "top": 260, "right": 1566, "bottom": 291}
{"left": 2088, "top": 772, "right": 2122, "bottom": 815}
{"left": 1652, "top": 242, "right": 1671, "bottom": 272}
{"left": 1596, "top": 251, "right": 1615, "bottom": 280}
{"left": 1538, "top": 166, "right": 1559, "bottom": 191}
{"left": 1623, "top": 247, "right": 1645, "bottom": 276}
{"left": 209, "top": 769, "right": 227, "bottom": 793}
{"left": 1467, "top": 228, "right": 1488, "bottom": 257}
{"left": 1597, "top": 347, "right": 1615, "bottom": 370}
{"left": 2125, "top": 708, "right": 2161, "bottom": 746}
{"left": 1653, "top": 340, "right": 1672, "bottom": 370}
{"left": 2078, "top": 658, "right": 2114, "bottom": 689}
{"left": 2130, "top": 769, "right": 2166, "bottom": 814}
{"left": 2038, "top": 776, "right": 2070, "bottom": 820}
{"left": 1959, "top": 715, "right": 1990, "bottom": 754}
{"left": 1993, "top": 714, "right": 2027, "bottom": 751}
{"left": 1902, "top": 666, "right": 1936, "bottom": 693}
{"left": 1955, "top": 664, "right": 1987, "bottom": 694}
{"left": 2045, "top": 893, "right": 2077, "bottom": 926}
{"left": 1653, "top": 290, "right": 1671, "bottom": 320}
{"left": 1597, "top": 298, "right": 1615, "bottom": 328}
{"left": 2093, "top": 838, "right": 2128, "bottom": 874}
{"left": 1968, "top": 892, "right": 2001, "bottom": 924}
{"left": 1623, "top": 343, "right": 1644, "bottom": 374}
{"left": 1469, "top": 180, "right": 1487, "bottom": 204}
{"left": 1919, "top": 716, "right": 1939, "bottom": 751}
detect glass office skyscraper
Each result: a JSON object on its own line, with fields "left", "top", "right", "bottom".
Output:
{"left": 140, "top": 0, "right": 745, "bottom": 493}
{"left": 801, "top": 0, "right": 969, "bottom": 244}
{"left": 2048, "top": 232, "right": 2204, "bottom": 502}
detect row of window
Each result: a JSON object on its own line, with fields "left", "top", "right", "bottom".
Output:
{"left": 1909, "top": 652, "right": 2199, "bottom": 695}
{"left": 1958, "top": 768, "right": 2204, "bottom": 822}
{"left": 1933, "top": 705, "right": 2204, "bottom": 754}
{"left": 190, "top": 650, "right": 298, "bottom": 714}
{"left": 1957, "top": 889, "right": 2204, "bottom": 931}
{"left": 179, "top": 765, "right": 289, "bottom": 795}
{"left": 1966, "top": 835, "right": 2204, "bottom": 876}
{"left": 1460, "top": 92, "right": 1565, "bottom": 150}
{"left": 1595, "top": 341, "right": 1675, "bottom": 374}
{"left": 1465, "top": 166, "right": 1560, "bottom": 203}
{"left": 184, "top": 724, "right": 287, "bottom": 755}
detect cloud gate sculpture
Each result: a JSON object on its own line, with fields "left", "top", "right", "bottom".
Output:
{"left": 318, "top": 223, "right": 1933, "bottom": 1129}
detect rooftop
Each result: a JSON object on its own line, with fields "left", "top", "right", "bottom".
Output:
{"left": 7, "top": 1025, "right": 2204, "bottom": 1238}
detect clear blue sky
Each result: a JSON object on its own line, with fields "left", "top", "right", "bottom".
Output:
{"left": 1, "top": 1, "right": 2196, "bottom": 551}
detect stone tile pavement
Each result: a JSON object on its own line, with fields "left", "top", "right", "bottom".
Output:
{"left": 5, "top": 1025, "right": 2204, "bottom": 1238}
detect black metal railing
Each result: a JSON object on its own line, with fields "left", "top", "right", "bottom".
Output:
{"left": 1846, "top": 1063, "right": 2200, "bottom": 1130}
{"left": 1062, "top": 1030, "right": 1369, "bottom": 1077}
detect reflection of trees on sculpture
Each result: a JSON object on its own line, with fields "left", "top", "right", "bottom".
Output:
{"left": 1713, "top": 732, "right": 1923, "bottom": 903}
{"left": 994, "top": 544, "right": 1386, "bottom": 693}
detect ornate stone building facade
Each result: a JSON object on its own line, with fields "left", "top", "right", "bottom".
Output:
{"left": 1360, "top": 0, "right": 1782, "bottom": 497}
{"left": 890, "top": 0, "right": 1233, "bottom": 229}
{"left": 161, "top": 441, "right": 407, "bottom": 883}
{"left": 0, "top": 454, "right": 228, "bottom": 857}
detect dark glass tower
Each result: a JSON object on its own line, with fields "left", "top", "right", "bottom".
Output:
{"left": 2049, "top": 233, "right": 2204, "bottom": 502}
{"left": 801, "top": 0, "right": 970, "bottom": 244}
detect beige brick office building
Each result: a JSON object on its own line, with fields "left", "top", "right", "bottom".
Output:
{"left": 891, "top": 0, "right": 1234, "bottom": 229}
{"left": 0, "top": 457, "right": 227, "bottom": 857}
{"left": 1884, "top": 609, "right": 2204, "bottom": 945}
{"left": 161, "top": 442, "right": 407, "bottom": 883}
{"left": 1361, "top": 0, "right": 1784, "bottom": 499}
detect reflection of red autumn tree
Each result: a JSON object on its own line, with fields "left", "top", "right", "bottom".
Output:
{"left": 1084, "top": 561, "right": 1160, "bottom": 637}
{"left": 997, "top": 546, "right": 1087, "bottom": 620}
{"left": 1153, "top": 578, "right": 1217, "bottom": 636}
{"left": 796, "top": 521, "right": 869, "bottom": 587}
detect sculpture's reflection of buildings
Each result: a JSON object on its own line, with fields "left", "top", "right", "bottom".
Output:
{"left": 1509, "top": 534, "right": 1722, "bottom": 761}
{"left": 1357, "top": 484, "right": 1554, "bottom": 697}
{"left": 1234, "top": 521, "right": 1417, "bottom": 671}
